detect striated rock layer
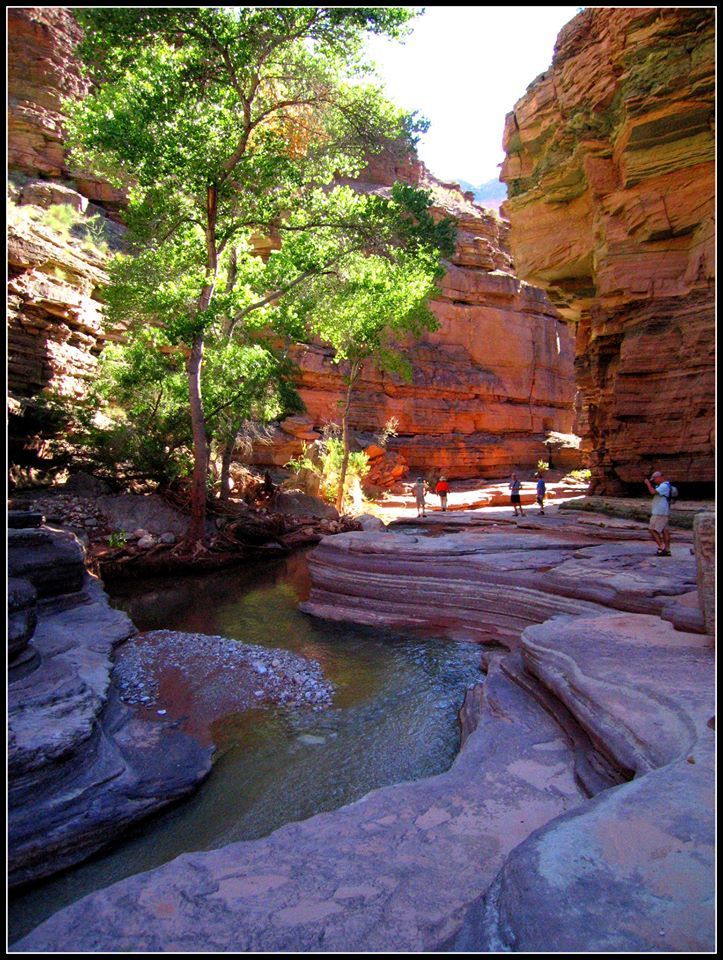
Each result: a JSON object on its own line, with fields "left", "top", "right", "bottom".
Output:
{"left": 8, "top": 7, "right": 125, "bottom": 206}
{"left": 300, "top": 513, "right": 704, "bottom": 642}
{"left": 7, "top": 524, "right": 212, "bottom": 887}
{"left": 8, "top": 8, "right": 127, "bottom": 479}
{"left": 500, "top": 7, "right": 715, "bottom": 494}
{"left": 8, "top": 8, "right": 577, "bottom": 485}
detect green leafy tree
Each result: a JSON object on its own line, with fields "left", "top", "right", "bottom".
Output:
{"left": 284, "top": 184, "right": 455, "bottom": 510}
{"left": 67, "top": 7, "right": 447, "bottom": 543}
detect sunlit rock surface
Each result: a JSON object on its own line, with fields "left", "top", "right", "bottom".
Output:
{"left": 456, "top": 612, "right": 714, "bottom": 952}
{"left": 300, "top": 513, "right": 703, "bottom": 645}
{"left": 500, "top": 7, "right": 715, "bottom": 494}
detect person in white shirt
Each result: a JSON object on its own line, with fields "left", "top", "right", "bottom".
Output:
{"left": 644, "top": 470, "right": 672, "bottom": 556}
{"left": 413, "top": 477, "right": 428, "bottom": 518}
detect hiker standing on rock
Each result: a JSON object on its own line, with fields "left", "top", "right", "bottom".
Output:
{"left": 509, "top": 472, "right": 524, "bottom": 517}
{"left": 536, "top": 472, "right": 546, "bottom": 515}
{"left": 435, "top": 476, "right": 450, "bottom": 512}
{"left": 414, "top": 477, "right": 428, "bottom": 518}
{"left": 644, "top": 470, "right": 672, "bottom": 556}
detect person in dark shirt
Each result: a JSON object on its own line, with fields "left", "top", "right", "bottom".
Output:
{"left": 536, "top": 473, "right": 546, "bottom": 515}
{"left": 509, "top": 472, "right": 523, "bottom": 516}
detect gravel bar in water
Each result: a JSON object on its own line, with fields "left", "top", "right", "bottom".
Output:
{"left": 114, "top": 630, "right": 334, "bottom": 743}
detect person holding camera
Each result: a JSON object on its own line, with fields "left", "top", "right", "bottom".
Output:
{"left": 644, "top": 470, "right": 672, "bottom": 556}
{"left": 509, "top": 472, "right": 524, "bottom": 516}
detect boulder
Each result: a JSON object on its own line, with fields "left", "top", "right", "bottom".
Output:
{"left": 60, "top": 470, "right": 111, "bottom": 496}
{"left": 97, "top": 494, "right": 190, "bottom": 537}
{"left": 8, "top": 525, "right": 86, "bottom": 599}
{"left": 354, "top": 514, "right": 387, "bottom": 532}
{"left": 273, "top": 490, "right": 339, "bottom": 520}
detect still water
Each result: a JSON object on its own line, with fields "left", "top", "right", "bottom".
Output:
{"left": 9, "top": 551, "right": 482, "bottom": 943}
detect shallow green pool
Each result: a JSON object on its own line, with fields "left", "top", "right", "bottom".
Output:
{"left": 9, "top": 550, "right": 482, "bottom": 943}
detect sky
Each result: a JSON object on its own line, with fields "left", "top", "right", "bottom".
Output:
{"left": 364, "top": 6, "right": 580, "bottom": 186}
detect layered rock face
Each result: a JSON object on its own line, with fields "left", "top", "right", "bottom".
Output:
{"left": 7, "top": 522, "right": 213, "bottom": 887}
{"left": 8, "top": 8, "right": 577, "bottom": 485}
{"left": 8, "top": 7, "right": 125, "bottom": 205}
{"left": 252, "top": 148, "right": 576, "bottom": 478}
{"left": 8, "top": 8, "right": 126, "bottom": 477}
{"left": 500, "top": 7, "right": 715, "bottom": 494}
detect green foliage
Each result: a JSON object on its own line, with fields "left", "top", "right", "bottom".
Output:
{"left": 66, "top": 7, "right": 452, "bottom": 524}
{"left": 41, "top": 203, "right": 78, "bottom": 235}
{"left": 566, "top": 468, "right": 591, "bottom": 483}
{"left": 286, "top": 436, "right": 370, "bottom": 505}
{"left": 107, "top": 531, "right": 127, "bottom": 548}
{"left": 537, "top": 460, "right": 550, "bottom": 473}
{"left": 67, "top": 328, "right": 300, "bottom": 485}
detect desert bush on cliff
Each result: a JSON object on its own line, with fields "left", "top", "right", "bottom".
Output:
{"left": 40, "top": 203, "right": 110, "bottom": 257}
{"left": 66, "top": 7, "right": 452, "bottom": 545}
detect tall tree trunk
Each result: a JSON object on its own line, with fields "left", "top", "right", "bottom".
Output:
{"left": 335, "top": 363, "right": 359, "bottom": 513}
{"left": 187, "top": 334, "right": 209, "bottom": 542}
{"left": 185, "top": 184, "right": 218, "bottom": 545}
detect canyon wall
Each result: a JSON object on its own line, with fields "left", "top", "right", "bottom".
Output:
{"left": 8, "top": 7, "right": 577, "bottom": 485}
{"left": 256, "top": 149, "right": 576, "bottom": 478}
{"left": 500, "top": 7, "right": 715, "bottom": 494}
{"left": 8, "top": 8, "right": 126, "bottom": 477}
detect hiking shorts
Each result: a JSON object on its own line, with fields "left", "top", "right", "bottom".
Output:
{"left": 650, "top": 515, "right": 669, "bottom": 533}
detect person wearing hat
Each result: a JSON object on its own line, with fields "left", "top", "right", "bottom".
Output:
{"left": 413, "top": 476, "right": 428, "bottom": 517}
{"left": 644, "top": 469, "right": 672, "bottom": 556}
{"left": 435, "top": 475, "right": 450, "bottom": 512}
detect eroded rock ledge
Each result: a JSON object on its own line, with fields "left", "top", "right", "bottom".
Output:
{"left": 16, "top": 513, "right": 714, "bottom": 951}
{"left": 8, "top": 524, "right": 212, "bottom": 888}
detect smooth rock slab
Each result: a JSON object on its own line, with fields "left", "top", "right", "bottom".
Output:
{"left": 300, "top": 521, "right": 701, "bottom": 646}
{"left": 454, "top": 611, "right": 715, "bottom": 952}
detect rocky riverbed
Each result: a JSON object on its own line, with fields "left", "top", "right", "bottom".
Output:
{"left": 14, "top": 504, "right": 715, "bottom": 951}
{"left": 115, "top": 630, "right": 334, "bottom": 743}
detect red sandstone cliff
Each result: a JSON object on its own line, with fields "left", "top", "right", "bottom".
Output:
{"left": 500, "top": 7, "right": 715, "bottom": 494}
{"left": 252, "top": 146, "right": 576, "bottom": 478}
{"left": 8, "top": 8, "right": 577, "bottom": 484}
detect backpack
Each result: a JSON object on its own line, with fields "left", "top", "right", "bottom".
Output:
{"left": 664, "top": 482, "right": 679, "bottom": 503}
